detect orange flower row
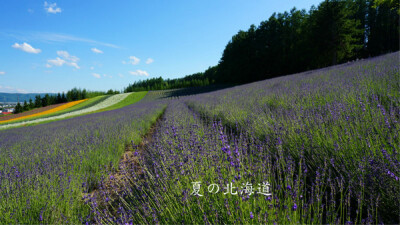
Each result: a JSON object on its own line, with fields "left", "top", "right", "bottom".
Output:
{"left": 0, "top": 99, "right": 87, "bottom": 124}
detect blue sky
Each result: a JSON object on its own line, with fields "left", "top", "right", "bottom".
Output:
{"left": 0, "top": 0, "right": 322, "bottom": 93}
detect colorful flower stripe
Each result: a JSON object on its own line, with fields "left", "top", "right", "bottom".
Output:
{"left": 0, "top": 99, "right": 87, "bottom": 124}
{"left": 0, "top": 93, "right": 131, "bottom": 129}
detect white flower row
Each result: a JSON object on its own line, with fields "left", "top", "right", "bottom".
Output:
{"left": 0, "top": 93, "right": 131, "bottom": 130}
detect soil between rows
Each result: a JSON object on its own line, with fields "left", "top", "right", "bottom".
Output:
{"left": 83, "top": 111, "right": 165, "bottom": 216}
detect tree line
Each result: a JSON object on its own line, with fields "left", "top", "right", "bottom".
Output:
{"left": 216, "top": 0, "right": 399, "bottom": 83}
{"left": 124, "top": 0, "right": 399, "bottom": 91}
{"left": 124, "top": 67, "right": 217, "bottom": 92}
{"left": 14, "top": 88, "right": 119, "bottom": 114}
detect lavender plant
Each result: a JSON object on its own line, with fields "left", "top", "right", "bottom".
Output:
{"left": 90, "top": 52, "right": 399, "bottom": 224}
{"left": 185, "top": 52, "right": 400, "bottom": 223}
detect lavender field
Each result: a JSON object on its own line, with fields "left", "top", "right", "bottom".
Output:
{"left": 88, "top": 52, "right": 399, "bottom": 224}
{"left": 0, "top": 52, "right": 399, "bottom": 224}
{"left": 0, "top": 100, "right": 166, "bottom": 223}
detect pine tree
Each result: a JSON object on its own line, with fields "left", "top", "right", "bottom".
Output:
{"left": 34, "top": 95, "right": 42, "bottom": 108}
{"left": 56, "top": 93, "right": 62, "bottom": 103}
{"left": 309, "top": 0, "right": 363, "bottom": 66}
{"left": 61, "top": 93, "right": 67, "bottom": 103}
{"left": 29, "top": 99, "right": 34, "bottom": 109}
{"left": 14, "top": 102, "right": 22, "bottom": 114}
{"left": 23, "top": 100, "right": 29, "bottom": 111}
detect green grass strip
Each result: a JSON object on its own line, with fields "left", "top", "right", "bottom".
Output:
{"left": 94, "top": 91, "right": 148, "bottom": 112}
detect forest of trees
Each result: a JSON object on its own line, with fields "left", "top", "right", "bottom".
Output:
{"left": 124, "top": 66, "right": 217, "bottom": 92}
{"left": 125, "top": 0, "right": 399, "bottom": 91}
{"left": 216, "top": 0, "right": 399, "bottom": 83}
{"left": 14, "top": 88, "right": 117, "bottom": 114}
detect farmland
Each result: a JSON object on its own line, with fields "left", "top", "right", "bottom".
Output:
{"left": 0, "top": 92, "right": 147, "bottom": 130}
{"left": 0, "top": 97, "right": 166, "bottom": 223}
{"left": 0, "top": 52, "right": 398, "bottom": 224}
{"left": 0, "top": 99, "right": 87, "bottom": 123}
{"left": 86, "top": 52, "right": 399, "bottom": 224}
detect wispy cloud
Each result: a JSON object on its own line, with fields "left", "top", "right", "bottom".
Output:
{"left": 0, "top": 85, "right": 28, "bottom": 93}
{"left": 123, "top": 56, "right": 140, "bottom": 65}
{"left": 0, "top": 31, "right": 120, "bottom": 49}
{"left": 28, "top": 9, "right": 34, "bottom": 14}
{"left": 44, "top": 2, "right": 62, "bottom": 14}
{"left": 34, "top": 32, "right": 119, "bottom": 48}
{"left": 92, "top": 73, "right": 101, "bottom": 78}
{"left": 146, "top": 58, "right": 154, "bottom": 64}
{"left": 0, "top": 71, "right": 5, "bottom": 75}
{"left": 129, "top": 70, "right": 149, "bottom": 76}
{"left": 57, "top": 51, "right": 79, "bottom": 62}
{"left": 12, "top": 42, "right": 41, "bottom": 54}
{"left": 46, "top": 51, "right": 80, "bottom": 69}
{"left": 35, "top": 32, "right": 119, "bottom": 48}
{"left": 91, "top": 48, "right": 103, "bottom": 54}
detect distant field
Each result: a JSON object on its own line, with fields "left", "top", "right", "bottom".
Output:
{"left": 0, "top": 102, "right": 68, "bottom": 122}
{"left": 0, "top": 99, "right": 86, "bottom": 124}
{"left": 1, "top": 95, "right": 109, "bottom": 125}
{"left": 94, "top": 91, "right": 147, "bottom": 112}
{"left": 0, "top": 92, "right": 146, "bottom": 130}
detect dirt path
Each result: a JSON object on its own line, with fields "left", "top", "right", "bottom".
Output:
{"left": 83, "top": 113, "right": 164, "bottom": 216}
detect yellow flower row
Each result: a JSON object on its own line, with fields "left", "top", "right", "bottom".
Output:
{"left": 0, "top": 99, "right": 88, "bottom": 124}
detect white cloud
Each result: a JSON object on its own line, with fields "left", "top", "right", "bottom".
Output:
{"left": 129, "top": 70, "right": 149, "bottom": 76}
{"left": 90, "top": 66, "right": 94, "bottom": 70}
{"left": 92, "top": 73, "right": 101, "bottom": 78}
{"left": 46, "top": 51, "right": 80, "bottom": 69}
{"left": 146, "top": 58, "right": 154, "bottom": 64}
{"left": 47, "top": 57, "right": 66, "bottom": 67}
{"left": 68, "top": 62, "right": 80, "bottom": 69}
{"left": 44, "top": 2, "right": 62, "bottom": 14}
{"left": 57, "top": 51, "right": 79, "bottom": 62}
{"left": 124, "top": 56, "right": 140, "bottom": 65}
{"left": 0, "top": 71, "right": 5, "bottom": 75}
{"left": 130, "top": 56, "right": 140, "bottom": 64}
{"left": 12, "top": 42, "right": 41, "bottom": 54}
{"left": 118, "top": 73, "right": 124, "bottom": 78}
{"left": 91, "top": 48, "right": 103, "bottom": 54}
{"left": 28, "top": 9, "right": 34, "bottom": 14}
